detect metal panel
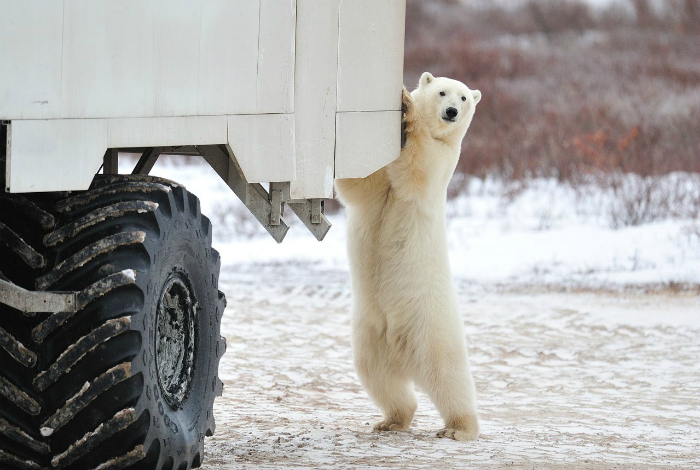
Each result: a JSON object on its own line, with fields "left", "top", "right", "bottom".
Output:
{"left": 60, "top": 0, "right": 155, "bottom": 118}
{"left": 1, "top": 0, "right": 405, "bottom": 199}
{"left": 227, "top": 114, "right": 296, "bottom": 184}
{"left": 257, "top": 0, "right": 297, "bottom": 114}
{"left": 198, "top": 0, "right": 260, "bottom": 115}
{"left": 334, "top": 111, "right": 402, "bottom": 179}
{"left": 7, "top": 117, "right": 228, "bottom": 193}
{"left": 336, "top": 0, "right": 406, "bottom": 113}
{"left": 7, "top": 120, "right": 108, "bottom": 193}
{"left": 153, "top": 0, "right": 202, "bottom": 117}
{"left": 1, "top": 0, "right": 295, "bottom": 120}
{"left": 290, "top": 0, "right": 338, "bottom": 200}
{"left": 107, "top": 116, "right": 228, "bottom": 147}
{"left": 0, "top": 1, "right": 63, "bottom": 120}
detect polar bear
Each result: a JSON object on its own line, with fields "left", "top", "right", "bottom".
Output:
{"left": 335, "top": 72, "right": 482, "bottom": 441}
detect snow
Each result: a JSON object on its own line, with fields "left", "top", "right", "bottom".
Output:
{"left": 121, "top": 269, "right": 136, "bottom": 282}
{"left": 39, "top": 427, "right": 53, "bottom": 437}
{"left": 203, "top": 264, "right": 700, "bottom": 468}
{"left": 136, "top": 159, "right": 700, "bottom": 291}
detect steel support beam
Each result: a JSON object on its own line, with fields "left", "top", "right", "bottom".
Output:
{"left": 163, "top": 144, "right": 332, "bottom": 242}
{"left": 0, "top": 279, "right": 77, "bottom": 314}
{"left": 103, "top": 149, "right": 118, "bottom": 175}
{"left": 131, "top": 147, "right": 163, "bottom": 175}
{"left": 198, "top": 145, "right": 291, "bottom": 243}
{"left": 287, "top": 199, "right": 332, "bottom": 241}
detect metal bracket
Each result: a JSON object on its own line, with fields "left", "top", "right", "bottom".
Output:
{"left": 198, "top": 145, "right": 291, "bottom": 243}
{"left": 132, "top": 147, "right": 164, "bottom": 175}
{"left": 311, "top": 199, "right": 322, "bottom": 224}
{"left": 269, "top": 182, "right": 291, "bottom": 226}
{"left": 0, "top": 279, "right": 77, "bottom": 314}
{"left": 287, "top": 199, "right": 332, "bottom": 241}
{"left": 171, "top": 145, "right": 332, "bottom": 243}
{"left": 270, "top": 189, "right": 282, "bottom": 226}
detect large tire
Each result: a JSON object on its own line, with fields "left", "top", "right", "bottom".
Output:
{"left": 0, "top": 175, "right": 226, "bottom": 470}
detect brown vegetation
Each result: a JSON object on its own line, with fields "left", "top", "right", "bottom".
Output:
{"left": 404, "top": 0, "right": 700, "bottom": 182}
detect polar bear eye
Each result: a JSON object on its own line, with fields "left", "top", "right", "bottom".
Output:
{"left": 439, "top": 91, "right": 445, "bottom": 97}
{"left": 461, "top": 96, "right": 467, "bottom": 101}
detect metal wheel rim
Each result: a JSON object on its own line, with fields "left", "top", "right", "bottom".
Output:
{"left": 155, "top": 271, "right": 197, "bottom": 409}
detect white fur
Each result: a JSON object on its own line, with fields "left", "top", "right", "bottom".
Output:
{"left": 335, "top": 73, "right": 482, "bottom": 441}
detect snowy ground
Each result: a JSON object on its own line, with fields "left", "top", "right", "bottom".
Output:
{"left": 126, "top": 159, "right": 699, "bottom": 468}
{"left": 204, "top": 268, "right": 700, "bottom": 469}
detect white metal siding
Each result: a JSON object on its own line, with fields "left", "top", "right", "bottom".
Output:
{"left": 290, "top": 0, "right": 339, "bottom": 199}
{"left": 1, "top": 0, "right": 405, "bottom": 196}
{"left": 0, "top": 0, "right": 294, "bottom": 120}
{"left": 7, "top": 117, "right": 229, "bottom": 192}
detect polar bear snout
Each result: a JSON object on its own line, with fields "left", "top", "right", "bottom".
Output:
{"left": 443, "top": 107, "right": 459, "bottom": 122}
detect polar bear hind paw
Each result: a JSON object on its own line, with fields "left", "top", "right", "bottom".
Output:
{"left": 437, "top": 415, "right": 480, "bottom": 441}
{"left": 436, "top": 427, "right": 479, "bottom": 442}
{"left": 373, "top": 419, "right": 411, "bottom": 432}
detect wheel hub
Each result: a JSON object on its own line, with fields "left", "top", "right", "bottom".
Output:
{"left": 156, "top": 271, "right": 197, "bottom": 409}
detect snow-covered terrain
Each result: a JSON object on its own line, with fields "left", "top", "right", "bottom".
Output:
{"left": 121, "top": 158, "right": 699, "bottom": 468}
{"left": 206, "top": 267, "right": 699, "bottom": 469}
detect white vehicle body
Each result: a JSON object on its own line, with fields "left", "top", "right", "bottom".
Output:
{"left": 0, "top": 0, "right": 406, "bottom": 198}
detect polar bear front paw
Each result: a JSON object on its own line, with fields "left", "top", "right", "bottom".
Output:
{"left": 401, "top": 86, "right": 419, "bottom": 148}
{"left": 402, "top": 87, "right": 417, "bottom": 123}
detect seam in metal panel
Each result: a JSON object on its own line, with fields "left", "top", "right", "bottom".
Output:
{"left": 13, "top": 112, "right": 295, "bottom": 122}
{"left": 59, "top": 0, "right": 66, "bottom": 117}
{"left": 255, "top": 0, "right": 262, "bottom": 111}
{"left": 333, "top": 0, "right": 342, "bottom": 185}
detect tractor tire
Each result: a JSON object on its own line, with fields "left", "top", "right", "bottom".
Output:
{"left": 0, "top": 174, "right": 226, "bottom": 470}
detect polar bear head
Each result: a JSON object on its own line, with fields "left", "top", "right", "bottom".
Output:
{"left": 412, "top": 72, "right": 481, "bottom": 142}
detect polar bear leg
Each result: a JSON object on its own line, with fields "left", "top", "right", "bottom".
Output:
{"left": 418, "top": 351, "right": 480, "bottom": 441}
{"left": 353, "top": 320, "right": 417, "bottom": 431}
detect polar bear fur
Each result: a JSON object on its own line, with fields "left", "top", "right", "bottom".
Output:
{"left": 335, "top": 73, "right": 482, "bottom": 441}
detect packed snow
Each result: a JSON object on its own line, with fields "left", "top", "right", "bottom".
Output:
{"left": 119, "top": 158, "right": 699, "bottom": 468}
{"left": 205, "top": 266, "right": 699, "bottom": 468}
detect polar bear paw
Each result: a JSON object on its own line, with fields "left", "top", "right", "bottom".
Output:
{"left": 402, "top": 87, "right": 417, "bottom": 123}
{"left": 437, "top": 415, "right": 480, "bottom": 441}
{"left": 401, "top": 86, "right": 419, "bottom": 148}
{"left": 436, "top": 427, "right": 479, "bottom": 442}
{"left": 373, "top": 419, "right": 411, "bottom": 432}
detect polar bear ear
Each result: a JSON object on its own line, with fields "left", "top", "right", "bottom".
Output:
{"left": 419, "top": 72, "right": 435, "bottom": 88}
{"left": 472, "top": 90, "right": 482, "bottom": 105}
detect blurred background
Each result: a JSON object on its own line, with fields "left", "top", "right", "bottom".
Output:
{"left": 404, "top": 0, "right": 700, "bottom": 225}
{"left": 147, "top": 0, "right": 699, "bottom": 289}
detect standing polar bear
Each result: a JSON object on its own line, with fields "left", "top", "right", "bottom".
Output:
{"left": 335, "top": 72, "right": 482, "bottom": 441}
